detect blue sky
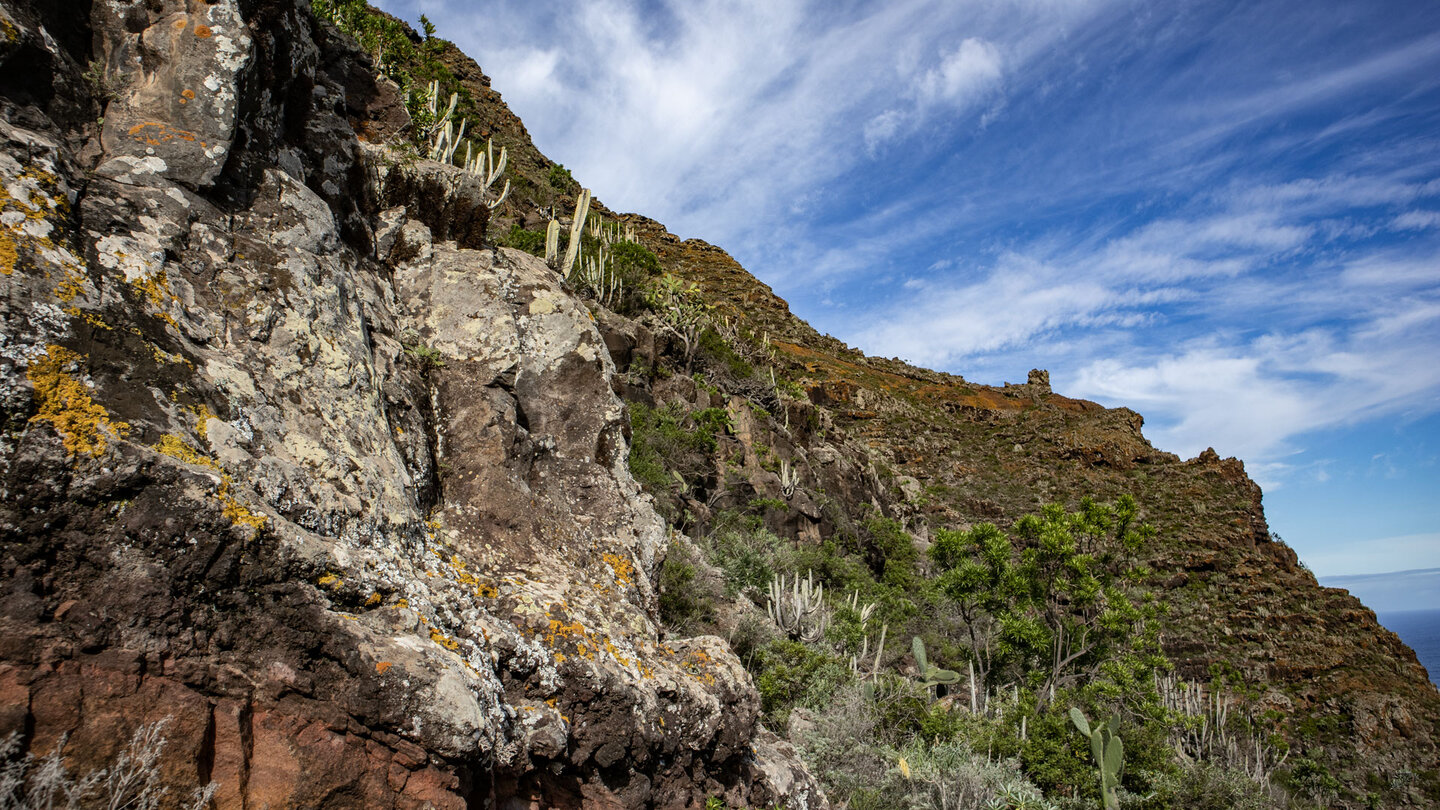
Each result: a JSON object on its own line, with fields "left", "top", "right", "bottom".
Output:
{"left": 375, "top": 0, "right": 1440, "bottom": 591}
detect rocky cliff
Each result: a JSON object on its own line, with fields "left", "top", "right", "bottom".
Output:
{"left": 0, "top": 1, "right": 820, "bottom": 806}
{"left": 0, "top": 0, "right": 1435, "bottom": 808}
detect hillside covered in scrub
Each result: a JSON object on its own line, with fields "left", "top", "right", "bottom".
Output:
{"left": 0, "top": 0, "right": 1435, "bottom": 808}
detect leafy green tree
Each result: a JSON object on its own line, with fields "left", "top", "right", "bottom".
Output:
{"left": 930, "top": 496, "right": 1156, "bottom": 704}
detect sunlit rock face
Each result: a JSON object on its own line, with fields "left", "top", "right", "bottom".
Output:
{"left": 0, "top": 0, "right": 826, "bottom": 806}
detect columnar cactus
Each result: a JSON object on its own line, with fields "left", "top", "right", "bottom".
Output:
{"left": 559, "top": 189, "right": 592, "bottom": 276}
{"left": 767, "top": 570, "right": 828, "bottom": 643}
{"left": 420, "top": 80, "right": 461, "bottom": 160}
{"left": 545, "top": 219, "right": 561, "bottom": 267}
{"left": 1070, "top": 708, "right": 1124, "bottom": 810}
{"left": 462, "top": 138, "right": 510, "bottom": 210}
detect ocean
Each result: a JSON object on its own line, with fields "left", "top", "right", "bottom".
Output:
{"left": 1378, "top": 609, "right": 1440, "bottom": 687}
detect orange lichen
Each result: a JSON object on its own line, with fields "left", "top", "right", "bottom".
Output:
{"left": 375, "top": 661, "right": 392, "bottom": 674}
{"left": 128, "top": 122, "right": 198, "bottom": 146}
{"left": 682, "top": 650, "right": 717, "bottom": 685}
{"left": 603, "top": 552, "right": 634, "bottom": 588}
{"left": 194, "top": 24, "right": 212, "bottom": 38}
{"left": 27, "top": 346, "right": 129, "bottom": 457}
{"left": 365, "top": 592, "right": 382, "bottom": 607}
{"left": 318, "top": 574, "right": 341, "bottom": 588}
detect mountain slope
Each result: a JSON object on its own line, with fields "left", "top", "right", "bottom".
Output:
{"left": 0, "top": 0, "right": 1434, "bottom": 807}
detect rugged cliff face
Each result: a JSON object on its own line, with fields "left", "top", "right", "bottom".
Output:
{"left": 0, "top": 1, "right": 821, "bottom": 807}
{"left": 0, "top": 0, "right": 1436, "bottom": 808}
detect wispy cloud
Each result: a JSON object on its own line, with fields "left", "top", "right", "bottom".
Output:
{"left": 388, "top": 0, "right": 1120, "bottom": 243}
{"left": 851, "top": 163, "right": 1440, "bottom": 474}
{"left": 1394, "top": 210, "right": 1440, "bottom": 230}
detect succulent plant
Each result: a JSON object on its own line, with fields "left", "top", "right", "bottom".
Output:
{"left": 1070, "top": 707, "right": 1124, "bottom": 810}
{"left": 910, "top": 636, "right": 961, "bottom": 690}
{"left": 767, "top": 570, "right": 828, "bottom": 643}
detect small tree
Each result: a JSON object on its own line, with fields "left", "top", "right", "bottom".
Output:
{"left": 930, "top": 496, "right": 1155, "bottom": 705}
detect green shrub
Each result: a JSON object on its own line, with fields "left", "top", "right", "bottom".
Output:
{"left": 657, "top": 541, "right": 718, "bottom": 634}
{"left": 499, "top": 224, "right": 547, "bottom": 257}
{"left": 860, "top": 514, "right": 920, "bottom": 589}
{"left": 1284, "top": 757, "right": 1341, "bottom": 806}
{"left": 753, "top": 639, "right": 852, "bottom": 726}
{"left": 705, "top": 511, "right": 791, "bottom": 600}
{"left": 611, "top": 241, "right": 662, "bottom": 279}
{"left": 548, "top": 163, "right": 574, "bottom": 189}
{"left": 1142, "top": 762, "right": 1276, "bottom": 810}
{"left": 627, "top": 401, "right": 730, "bottom": 516}
{"left": 697, "top": 328, "right": 754, "bottom": 381}
{"left": 312, "top": 0, "right": 467, "bottom": 135}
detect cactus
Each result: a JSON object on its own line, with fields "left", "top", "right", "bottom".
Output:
{"left": 545, "top": 220, "right": 561, "bottom": 267}
{"left": 461, "top": 138, "right": 510, "bottom": 210}
{"left": 779, "top": 458, "right": 800, "bottom": 498}
{"left": 559, "top": 189, "right": 592, "bottom": 277}
{"left": 1070, "top": 707, "right": 1124, "bottom": 810}
{"left": 910, "top": 636, "right": 961, "bottom": 690}
{"left": 420, "top": 80, "right": 460, "bottom": 159}
{"left": 767, "top": 570, "right": 828, "bottom": 643}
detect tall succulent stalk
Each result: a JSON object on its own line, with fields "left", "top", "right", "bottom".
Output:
{"left": 462, "top": 138, "right": 510, "bottom": 209}
{"left": 560, "top": 189, "right": 592, "bottom": 277}
{"left": 545, "top": 220, "right": 561, "bottom": 266}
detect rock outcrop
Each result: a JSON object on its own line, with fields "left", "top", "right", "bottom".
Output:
{"left": 0, "top": 0, "right": 823, "bottom": 806}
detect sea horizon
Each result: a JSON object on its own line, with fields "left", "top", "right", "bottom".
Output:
{"left": 1377, "top": 608, "right": 1440, "bottom": 688}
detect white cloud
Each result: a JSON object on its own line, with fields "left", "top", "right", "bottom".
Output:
{"left": 855, "top": 253, "right": 1118, "bottom": 367}
{"left": 1394, "top": 210, "right": 1440, "bottom": 230}
{"left": 847, "top": 166, "right": 1440, "bottom": 479}
{"left": 390, "top": 0, "right": 1117, "bottom": 245}
{"left": 1066, "top": 306, "right": 1440, "bottom": 477}
{"left": 1339, "top": 254, "right": 1440, "bottom": 287}
{"left": 864, "top": 109, "right": 906, "bottom": 153}
{"left": 914, "top": 38, "right": 1005, "bottom": 108}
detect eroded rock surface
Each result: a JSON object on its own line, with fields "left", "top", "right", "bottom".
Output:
{"left": 0, "top": 0, "right": 825, "bottom": 806}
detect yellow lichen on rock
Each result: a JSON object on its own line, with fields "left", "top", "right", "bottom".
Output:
{"left": 26, "top": 345, "right": 130, "bottom": 457}
{"left": 0, "top": 228, "right": 15, "bottom": 275}
{"left": 602, "top": 552, "right": 634, "bottom": 588}
{"left": 0, "top": 165, "right": 91, "bottom": 301}
{"left": 152, "top": 429, "right": 268, "bottom": 530}
{"left": 219, "top": 484, "right": 267, "bottom": 529}
{"left": 153, "top": 433, "right": 216, "bottom": 468}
